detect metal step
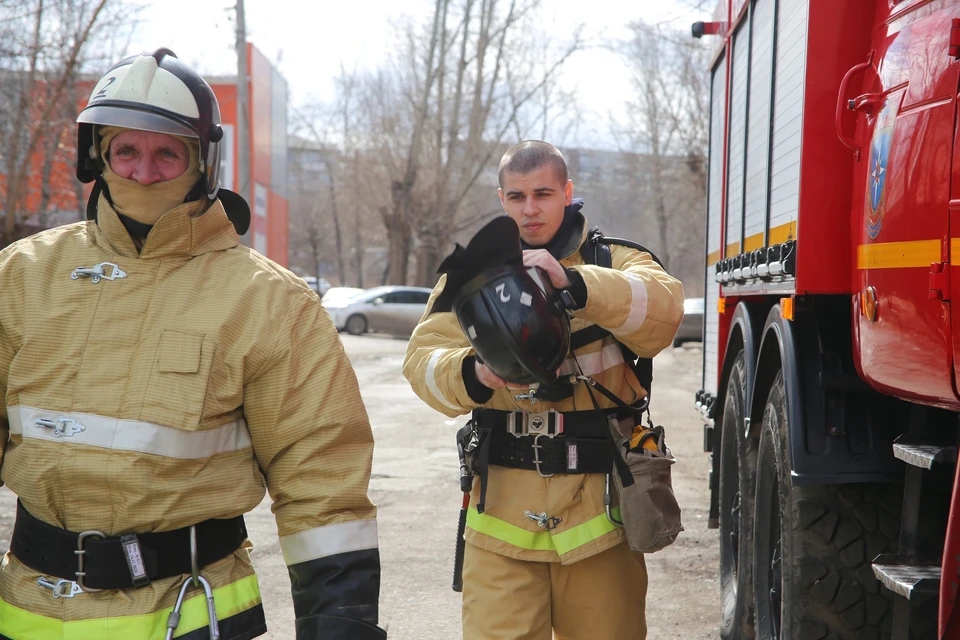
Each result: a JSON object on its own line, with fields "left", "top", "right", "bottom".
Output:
{"left": 892, "top": 440, "right": 957, "bottom": 470}
{"left": 872, "top": 555, "right": 941, "bottom": 599}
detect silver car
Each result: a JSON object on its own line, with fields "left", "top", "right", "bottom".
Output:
{"left": 323, "top": 286, "right": 433, "bottom": 336}
{"left": 674, "top": 297, "right": 704, "bottom": 347}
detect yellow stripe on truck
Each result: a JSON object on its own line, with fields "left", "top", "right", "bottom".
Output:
{"left": 951, "top": 238, "right": 960, "bottom": 266}
{"left": 707, "top": 222, "right": 794, "bottom": 267}
{"left": 0, "top": 574, "right": 261, "bottom": 640}
{"left": 857, "top": 240, "right": 941, "bottom": 269}
{"left": 768, "top": 221, "right": 797, "bottom": 244}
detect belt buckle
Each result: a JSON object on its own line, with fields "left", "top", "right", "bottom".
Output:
{"left": 507, "top": 411, "right": 525, "bottom": 438}
{"left": 75, "top": 530, "right": 106, "bottom": 592}
{"left": 526, "top": 410, "right": 563, "bottom": 438}
{"left": 531, "top": 434, "right": 554, "bottom": 478}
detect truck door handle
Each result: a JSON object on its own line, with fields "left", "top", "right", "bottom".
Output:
{"left": 848, "top": 92, "right": 883, "bottom": 113}
{"left": 836, "top": 50, "right": 875, "bottom": 158}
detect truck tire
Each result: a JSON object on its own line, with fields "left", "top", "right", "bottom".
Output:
{"left": 753, "top": 370, "right": 900, "bottom": 639}
{"left": 719, "top": 351, "right": 756, "bottom": 639}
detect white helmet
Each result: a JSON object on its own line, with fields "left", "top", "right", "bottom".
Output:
{"left": 76, "top": 48, "right": 249, "bottom": 232}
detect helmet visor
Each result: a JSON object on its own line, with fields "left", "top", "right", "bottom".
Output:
{"left": 77, "top": 104, "right": 197, "bottom": 139}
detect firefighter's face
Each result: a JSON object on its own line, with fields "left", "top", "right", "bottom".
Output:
{"left": 108, "top": 130, "right": 190, "bottom": 185}
{"left": 499, "top": 165, "right": 574, "bottom": 246}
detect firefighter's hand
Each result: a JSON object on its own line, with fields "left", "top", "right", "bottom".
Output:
{"left": 523, "top": 250, "right": 571, "bottom": 289}
{"left": 475, "top": 360, "right": 526, "bottom": 390}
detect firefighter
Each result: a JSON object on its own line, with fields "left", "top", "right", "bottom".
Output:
{"left": 403, "top": 140, "right": 685, "bottom": 639}
{"left": 0, "top": 49, "right": 385, "bottom": 640}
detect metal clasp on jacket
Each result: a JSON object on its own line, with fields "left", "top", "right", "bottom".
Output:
{"left": 35, "top": 416, "right": 85, "bottom": 437}
{"left": 506, "top": 410, "right": 563, "bottom": 438}
{"left": 71, "top": 262, "right": 127, "bottom": 283}
{"left": 37, "top": 576, "right": 83, "bottom": 598}
{"left": 524, "top": 510, "right": 562, "bottom": 530}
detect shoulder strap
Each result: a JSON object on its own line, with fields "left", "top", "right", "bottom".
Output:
{"left": 580, "top": 227, "right": 612, "bottom": 268}
{"left": 582, "top": 226, "right": 667, "bottom": 271}
{"left": 575, "top": 226, "right": 654, "bottom": 394}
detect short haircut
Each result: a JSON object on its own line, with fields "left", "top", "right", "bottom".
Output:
{"left": 497, "top": 140, "right": 568, "bottom": 189}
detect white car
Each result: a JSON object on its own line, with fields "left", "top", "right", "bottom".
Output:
{"left": 302, "top": 276, "right": 331, "bottom": 297}
{"left": 323, "top": 286, "right": 433, "bottom": 336}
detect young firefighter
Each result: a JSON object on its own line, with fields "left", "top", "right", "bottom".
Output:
{"left": 0, "top": 50, "right": 385, "bottom": 640}
{"left": 403, "top": 140, "right": 684, "bottom": 639}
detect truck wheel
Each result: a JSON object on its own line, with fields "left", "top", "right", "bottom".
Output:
{"left": 753, "top": 371, "right": 899, "bottom": 639}
{"left": 719, "top": 351, "right": 756, "bottom": 639}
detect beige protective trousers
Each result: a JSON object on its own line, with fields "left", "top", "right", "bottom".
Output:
{"left": 461, "top": 542, "right": 648, "bottom": 640}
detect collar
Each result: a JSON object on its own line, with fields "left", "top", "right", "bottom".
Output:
{"left": 92, "top": 192, "right": 240, "bottom": 260}
{"left": 520, "top": 199, "right": 589, "bottom": 261}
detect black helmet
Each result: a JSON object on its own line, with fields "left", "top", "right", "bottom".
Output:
{"left": 453, "top": 264, "right": 570, "bottom": 386}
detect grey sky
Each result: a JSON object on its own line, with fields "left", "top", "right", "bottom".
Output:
{"left": 129, "top": 0, "right": 709, "bottom": 148}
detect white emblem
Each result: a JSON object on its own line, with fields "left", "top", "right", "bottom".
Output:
{"left": 520, "top": 292, "right": 533, "bottom": 307}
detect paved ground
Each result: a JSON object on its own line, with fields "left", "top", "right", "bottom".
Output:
{"left": 0, "top": 334, "right": 720, "bottom": 639}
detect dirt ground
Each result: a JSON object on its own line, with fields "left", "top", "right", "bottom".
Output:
{"left": 0, "top": 335, "right": 720, "bottom": 639}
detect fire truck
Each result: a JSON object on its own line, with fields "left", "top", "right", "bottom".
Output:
{"left": 693, "top": 1, "right": 960, "bottom": 638}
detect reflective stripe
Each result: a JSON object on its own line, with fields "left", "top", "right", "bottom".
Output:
{"left": 466, "top": 508, "right": 555, "bottom": 552}
{"left": 425, "top": 349, "right": 462, "bottom": 412}
{"left": 552, "top": 510, "right": 621, "bottom": 555}
{"left": 7, "top": 406, "right": 251, "bottom": 460}
{"left": 466, "top": 507, "right": 620, "bottom": 556}
{"left": 614, "top": 274, "right": 648, "bottom": 335}
{"left": 280, "top": 518, "right": 379, "bottom": 566}
{"left": 0, "top": 574, "right": 260, "bottom": 640}
{"left": 559, "top": 342, "right": 624, "bottom": 377}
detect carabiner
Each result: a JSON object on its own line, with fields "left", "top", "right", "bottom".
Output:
{"left": 165, "top": 575, "right": 219, "bottom": 640}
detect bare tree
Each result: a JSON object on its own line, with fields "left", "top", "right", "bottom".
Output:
{"left": 610, "top": 21, "right": 709, "bottom": 293}
{"left": 0, "top": 0, "right": 135, "bottom": 247}
{"left": 288, "top": 0, "right": 582, "bottom": 287}
{"left": 374, "top": 0, "right": 582, "bottom": 285}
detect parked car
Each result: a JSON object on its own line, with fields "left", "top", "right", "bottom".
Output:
{"left": 321, "top": 286, "right": 364, "bottom": 304}
{"left": 302, "top": 276, "right": 331, "bottom": 297}
{"left": 323, "top": 286, "right": 433, "bottom": 336}
{"left": 673, "top": 297, "right": 704, "bottom": 347}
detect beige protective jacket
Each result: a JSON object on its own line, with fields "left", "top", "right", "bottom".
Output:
{"left": 0, "top": 196, "right": 378, "bottom": 639}
{"left": 403, "top": 220, "right": 684, "bottom": 565}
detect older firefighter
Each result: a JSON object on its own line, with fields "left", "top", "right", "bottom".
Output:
{"left": 0, "top": 49, "right": 385, "bottom": 640}
{"left": 403, "top": 140, "right": 684, "bottom": 639}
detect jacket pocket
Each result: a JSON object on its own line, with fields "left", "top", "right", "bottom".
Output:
{"left": 142, "top": 330, "right": 216, "bottom": 430}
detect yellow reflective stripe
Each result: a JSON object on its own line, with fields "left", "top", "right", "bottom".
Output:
{"left": 0, "top": 574, "right": 261, "bottom": 640}
{"left": 466, "top": 507, "right": 621, "bottom": 556}
{"left": 552, "top": 509, "right": 620, "bottom": 556}
{"left": 857, "top": 240, "right": 940, "bottom": 269}
{"left": 467, "top": 507, "right": 555, "bottom": 551}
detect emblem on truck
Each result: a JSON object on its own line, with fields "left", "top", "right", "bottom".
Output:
{"left": 866, "top": 101, "right": 894, "bottom": 240}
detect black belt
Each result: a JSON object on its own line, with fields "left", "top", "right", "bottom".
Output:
{"left": 11, "top": 500, "right": 247, "bottom": 590}
{"left": 488, "top": 428, "right": 613, "bottom": 475}
{"left": 474, "top": 408, "right": 621, "bottom": 438}
{"left": 476, "top": 409, "right": 617, "bottom": 475}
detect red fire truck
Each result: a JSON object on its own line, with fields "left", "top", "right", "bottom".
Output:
{"left": 694, "top": 1, "right": 960, "bottom": 638}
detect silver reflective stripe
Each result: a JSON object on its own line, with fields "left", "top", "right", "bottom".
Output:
{"left": 615, "top": 274, "right": 649, "bottom": 335}
{"left": 559, "top": 342, "right": 624, "bottom": 377}
{"left": 7, "top": 406, "right": 251, "bottom": 459}
{"left": 280, "top": 519, "right": 379, "bottom": 566}
{"left": 425, "top": 349, "right": 462, "bottom": 412}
